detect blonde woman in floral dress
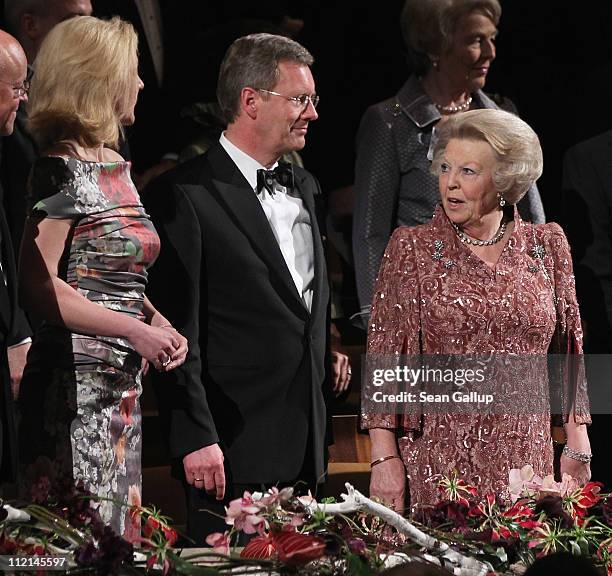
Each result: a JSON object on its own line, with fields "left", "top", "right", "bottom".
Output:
{"left": 17, "top": 16, "right": 187, "bottom": 540}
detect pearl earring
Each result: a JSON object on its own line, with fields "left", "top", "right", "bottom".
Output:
{"left": 499, "top": 195, "right": 506, "bottom": 207}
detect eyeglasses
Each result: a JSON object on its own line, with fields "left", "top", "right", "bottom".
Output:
{"left": 257, "top": 88, "right": 319, "bottom": 109}
{"left": 0, "top": 79, "right": 30, "bottom": 99}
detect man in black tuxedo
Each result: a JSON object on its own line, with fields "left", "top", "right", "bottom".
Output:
{"left": 0, "top": 28, "right": 31, "bottom": 492}
{"left": 145, "top": 33, "right": 349, "bottom": 541}
{"left": 562, "top": 131, "right": 612, "bottom": 489}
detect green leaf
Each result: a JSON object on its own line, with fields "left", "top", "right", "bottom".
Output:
{"left": 345, "top": 552, "right": 375, "bottom": 576}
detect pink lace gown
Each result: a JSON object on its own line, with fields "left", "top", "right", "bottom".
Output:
{"left": 362, "top": 206, "right": 590, "bottom": 509}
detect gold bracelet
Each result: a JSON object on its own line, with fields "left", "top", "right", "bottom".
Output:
{"left": 370, "top": 454, "right": 401, "bottom": 468}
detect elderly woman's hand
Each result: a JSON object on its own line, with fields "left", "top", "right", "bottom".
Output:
{"left": 561, "top": 422, "right": 592, "bottom": 485}
{"left": 369, "top": 456, "right": 406, "bottom": 513}
{"left": 368, "top": 428, "right": 406, "bottom": 512}
{"left": 560, "top": 454, "right": 591, "bottom": 486}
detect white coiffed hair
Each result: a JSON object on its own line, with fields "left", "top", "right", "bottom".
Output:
{"left": 431, "top": 108, "right": 543, "bottom": 205}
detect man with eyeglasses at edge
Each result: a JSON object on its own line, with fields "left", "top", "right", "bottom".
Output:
{"left": 0, "top": 28, "right": 32, "bottom": 494}
{"left": 144, "top": 33, "right": 351, "bottom": 543}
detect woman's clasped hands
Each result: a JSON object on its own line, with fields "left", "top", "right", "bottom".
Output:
{"left": 127, "top": 319, "right": 188, "bottom": 372}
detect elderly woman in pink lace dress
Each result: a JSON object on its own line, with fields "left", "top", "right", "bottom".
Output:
{"left": 362, "top": 109, "right": 591, "bottom": 513}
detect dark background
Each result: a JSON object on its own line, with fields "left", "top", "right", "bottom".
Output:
{"left": 3, "top": 1, "right": 611, "bottom": 222}
{"left": 189, "top": 1, "right": 612, "bottom": 225}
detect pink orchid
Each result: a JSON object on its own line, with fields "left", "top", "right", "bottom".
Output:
{"left": 205, "top": 531, "right": 230, "bottom": 555}
{"left": 290, "top": 514, "right": 304, "bottom": 527}
{"left": 509, "top": 465, "right": 581, "bottom": 502}
{"left": 297, "top": 491, "right": 317, "bottom": 508}
{"left": 508, "top": 465, "right": 540, "bottom": 502}
{"left": 258, "top": 486, "right": 294, "bottom": 507}
{"left": 225, "top": 492, "right": 266, "bottom": 534}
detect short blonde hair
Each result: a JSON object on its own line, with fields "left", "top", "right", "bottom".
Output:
{"left": 27, "top": 16, "right": 138, "bottom": 151}
{"left": 401, "top": 0, "right": 501, "bottom": 74}
{"left": 431, "top": 109, "right": 543, "bottom": 205}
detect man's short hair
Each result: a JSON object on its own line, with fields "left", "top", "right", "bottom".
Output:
{"left": 217, "top": 33, "right": 314, "bottom": 124}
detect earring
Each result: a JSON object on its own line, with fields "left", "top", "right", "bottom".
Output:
{"left": 432, "top": 60, "right": 439, "bottom": 69}
{"left": 498, "top": 195, "right": 506, "bottom": 207}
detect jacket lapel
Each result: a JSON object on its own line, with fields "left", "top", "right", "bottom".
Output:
{"left": 205, "top": 145, "right": 310, "bottom": 318}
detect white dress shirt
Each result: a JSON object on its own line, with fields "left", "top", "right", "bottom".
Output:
{"left": 219, "top": 133, "right": 315, "bottom": 311}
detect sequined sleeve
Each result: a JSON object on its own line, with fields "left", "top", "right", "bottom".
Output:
{"left": 361, "top": 226, "right": 421, "bottom": 430}
{"left": 540, "top": 223, "right": 591, "bottom": 424}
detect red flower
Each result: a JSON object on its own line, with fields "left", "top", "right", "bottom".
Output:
{"left": 563, "top": 481, "right": 603, "bottom": 522}
{"left": 501, "top": 500, "right": 533, "bottom": 520}
{"left": 241, "top": 534, "right": 276, "bottom": 559}
{"left": 146, "top": 554, "right": 171, "bottom": 575}
{"left": 577, "top": 482, "right": 603, "bottom": 508}
{"left": 142, "top": 514, "right": 176, "bottom": 546}
{"left": 517, "top": 519, "right": 542, "bottom": 530}
{"left": 144, "top": 516, "right": 161, "bottom": 539}
{"left": 468, "top": 493, "right": 497, "bottom": 519}
{"left": 272, "top": 531, "right": 326, "bottom": 565}
{"left": 437, "top": 473, "right": 478, "bottom": 507}
{"left": 162, "top": 526, "right": 177, "bottom": 546}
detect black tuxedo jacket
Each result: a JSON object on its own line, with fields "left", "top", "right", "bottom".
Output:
{"left": 0, "top": 104, "right": 38, "bottom": 258}
{"left": 562, "top": 130, "right": 612, "bottom": 352}
{"left": 145, "top": 144, "right": 331, "bottom": 485}
{"left": 0, "top": 190, "right": 31, "bottom": 483}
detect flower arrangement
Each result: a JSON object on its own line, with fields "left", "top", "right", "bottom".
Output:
{"left": 415, "top": 465, "right": 612, "bottom": 575}
{"left": 2, "top": 466, "right": 611, "bottom": 575}
{"left": 203, "top": 486, "right": 393, "bottom": 573}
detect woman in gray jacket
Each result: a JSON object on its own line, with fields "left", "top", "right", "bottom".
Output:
{"left": 352, "top": 0, "right": 545, "bottom": 325}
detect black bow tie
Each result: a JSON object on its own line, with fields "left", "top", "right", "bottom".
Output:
{"left": 256, "top": 161, "right": 294, "bottom": 196}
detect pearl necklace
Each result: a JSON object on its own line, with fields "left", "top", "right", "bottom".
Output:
{"left": 435, "top": 96, "right": 473, "bottom": 114}
{"left": 451, "top": 220, "right": 507, "bottom": 246}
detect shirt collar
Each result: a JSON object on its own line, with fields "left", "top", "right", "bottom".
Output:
{"left": 219, "top": 132, "right": 278, "bottom": 191}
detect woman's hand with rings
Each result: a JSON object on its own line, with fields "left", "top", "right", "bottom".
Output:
{"left": 127, "top": 320, "right": 182, "bottom": 368}
{"left": 157, "top": 350, "right": 172, "bottom": 371}
{"left": 156, "top": 325, "right": 188, "bottom": 372}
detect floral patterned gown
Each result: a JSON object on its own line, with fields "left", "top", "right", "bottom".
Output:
{"left": 19, "top": 157, "right": 160, "bottom": 540}
{"left": 362, "top": 206, "right": 590, "bottom": 510}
